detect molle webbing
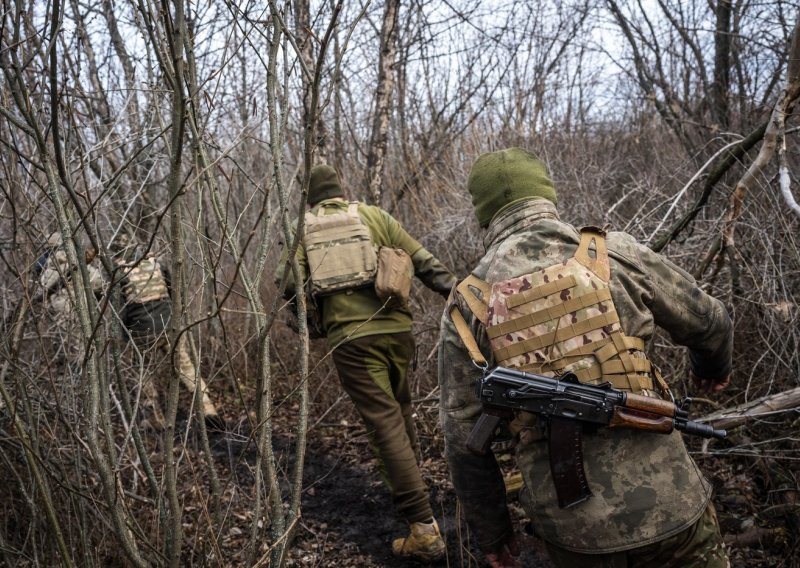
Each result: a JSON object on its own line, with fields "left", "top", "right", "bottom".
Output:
{"left": 122, "top": 258, "right": 168, "bottom": 304}
{"left": 488, "top": 288, "right": 612, "bottom": 339}
{"left": 493, "top": 310, "right": 621, "bottom": 362}
{"left": 304, "top": 202, "right": 377, "bottom": 296}
{"left": 450, "top": 228, "right": 659, "bottom": 394}
{"left": 505, "top": 275, "right": 576, "bottom": 309}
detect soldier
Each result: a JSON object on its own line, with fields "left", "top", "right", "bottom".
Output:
{"left": 35, "top": 232, "right": 105, "bottom": 366}
{"left": 112, "top": 235, "right": 224, "bottom": 432}
{"left": 277, "top": 164, "right": 456, "bottom": 562}
{"left": 440, "top": 148, "right": 733, "bottom": 567}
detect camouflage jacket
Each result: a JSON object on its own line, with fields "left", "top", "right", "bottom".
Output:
{"left": 439, "top": 198, "right": 733, "bottom": 553}
{"left": 38, "top": 249, "right": 105, "bottom": 320}
{"left": 277, "top": 197, "right": 456, "bottom": 348}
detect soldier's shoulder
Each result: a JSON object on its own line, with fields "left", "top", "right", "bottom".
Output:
{"left": 605, "top": 230, "right": 646, "bottom": 270}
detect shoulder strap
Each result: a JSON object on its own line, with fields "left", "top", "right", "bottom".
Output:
{"left": 448, "top": 275, "right": 491, "bottom": 367}
{"left": 574, "top": 226, "right": 610, "bottom": 283}
{"left": 347, "top": 201, "right": 360, "bottom": 217}
{"left": 448, "top": 304, "right": 487, "bottom": 368}
{"left": 456, "top": 275, "right": 490, "bottom": 325}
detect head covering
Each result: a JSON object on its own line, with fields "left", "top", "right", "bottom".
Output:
{"left": 467, "top": 147, "right": 557, "bottom": 228}
{"left": 308, "top": 165, "right": 344, "bottom": 205}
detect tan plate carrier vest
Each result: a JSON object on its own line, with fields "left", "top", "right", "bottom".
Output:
{"left": 449, "top": 227, "right": 667, "bottom": 397}
{"left": 304, "top": 202, "right": 377, "bottom": 297}
{"left": 120, "top": 257, "right": 169, "bottom": 304}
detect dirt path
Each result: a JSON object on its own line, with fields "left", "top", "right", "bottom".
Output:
{"left": 210, "top": 424, "right": 553, "bottom": 567}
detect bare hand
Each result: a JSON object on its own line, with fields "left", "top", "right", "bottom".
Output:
{"left": 689, "top": 370, "right": 731, "bottom": 394}
{"left": 485, "top": 534, "right": 521, "bottom": 568}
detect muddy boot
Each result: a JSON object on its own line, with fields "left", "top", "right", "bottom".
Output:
{"left": 392, "top": 518, "right": 445, "bottom": 562}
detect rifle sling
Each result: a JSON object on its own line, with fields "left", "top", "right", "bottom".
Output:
{"left": 548, "top": 417, "right": 592, "bottom": 509}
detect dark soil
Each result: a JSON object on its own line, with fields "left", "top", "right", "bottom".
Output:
{"left": 205, "top": 415, "right": 553, "bottom": 568}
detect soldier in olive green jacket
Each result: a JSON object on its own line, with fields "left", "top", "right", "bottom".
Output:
{"left": 277, "top": 165, "right": 456, "bottom": 562}
{"left": 440, "top": 148, "right": 733, "bottom": 567}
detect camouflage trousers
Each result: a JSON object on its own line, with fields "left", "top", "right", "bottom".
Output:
{"left": 331, "top": 332, "right": 433, "bottom": 524}
{"left": 545, "top": 502, "right": 729, "bottom": 568}
{"left": 138, "top": 334, "right": 219, "bottom": 428}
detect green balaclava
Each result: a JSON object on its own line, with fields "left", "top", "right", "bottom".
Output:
{"left": 467, "top": 147, "right": 557, "bottom": 228}
{"left": 308, "top": 165, "right": 344, "bottom": 205}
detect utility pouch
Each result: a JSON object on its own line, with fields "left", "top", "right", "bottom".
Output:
{"left": 374, "top": 246, "right": 413, "bottom": 309}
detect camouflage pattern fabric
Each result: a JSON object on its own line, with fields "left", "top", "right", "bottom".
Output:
{"left": 544, "top": 502, "right": 729, "bottom": 567}
{"left": 439, "top": 198, "right": 733, "bottom": 554}
{"left": 484, "top": 234, "right": 658, "bottom": 395}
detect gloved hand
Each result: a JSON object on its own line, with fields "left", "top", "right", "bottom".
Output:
{"left": 485, "top": 533, "right": 521, "bottom": 568}
{"left": 689, "top": 370, "right": 731, "bottom": 394}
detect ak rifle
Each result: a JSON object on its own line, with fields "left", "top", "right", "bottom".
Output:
{"left": 467, "top": 366, "right": 726, "bottom": 509}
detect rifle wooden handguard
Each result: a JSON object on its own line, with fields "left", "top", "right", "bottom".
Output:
{"left": 609, "top": 407, "right": 674, "bottom": 434}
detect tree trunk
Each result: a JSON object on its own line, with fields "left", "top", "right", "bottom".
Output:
{"left": 364, "top": 0, "right": 400, "bottom": 206}
{"left": 712, "top": 0, "right": 732, "bottom": 128}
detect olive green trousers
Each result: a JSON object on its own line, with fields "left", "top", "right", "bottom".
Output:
{"left": 545, "top": 502, "right": 729, "bottom": 568}
{"left": 332, "top": 332, "right": 433, "bottom": 524}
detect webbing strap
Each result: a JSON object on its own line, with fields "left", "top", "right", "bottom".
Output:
{"left": 593, "top": 336, "right": 645, "bottom": 363}
{"left": 494, "top": 311, "right": 620, "bottom": 363}
{"left": 612, "top": 333, "right": 637, "bottom": 374}
{"left": 574, "top": 228, "right": 610, "bottom": 283}
{"left": 487, "top": 288, "right": 612, "bottom": 339}
{"left": 506, "top": 275, "right": 576, "bottom": 309}
{"left": 517, "top": 362, "right": 654, "bottom": 392}
{"left": 456, "top": 275, "right": 491, "bottom": 326}
{"left": 448, "top": 303, "right": 487, "bottom": 367}
{"left": 305, "top": 224, "right": 368, "bottom": 243}
{"left": 601, "top": 357, "right": 652, "bottom": 375}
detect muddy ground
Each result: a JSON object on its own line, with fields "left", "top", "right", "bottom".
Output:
{"left": 200, "top": 404, "right": 796, "bottom": 568}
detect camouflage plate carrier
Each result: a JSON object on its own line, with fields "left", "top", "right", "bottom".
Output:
{"left": 304, "top": 202, "right": 377, "bottom": 297}
{"left": 121, "top": 257, "right": 169, "bottom": 304}
{"left": 450, "top": 226, "right": 668, "bottom": 398}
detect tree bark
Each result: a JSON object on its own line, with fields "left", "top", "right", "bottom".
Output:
{"left": 698, "top": 386, "right": 800, "bottom": 430}
{"left": 712, "top": 0, "right": 732, "bottom": 128}
{"left": 364, "top": 0, "right": 400, "bottom": 206}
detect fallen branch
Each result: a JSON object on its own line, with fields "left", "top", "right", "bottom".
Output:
{"left": 724, "top": 526, "right": 786, "bottom": 548}
{"left": 697, "top": 386, "right": 800, "bottom": 430}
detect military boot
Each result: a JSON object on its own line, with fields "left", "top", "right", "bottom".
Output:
{"left": 392, "top": 518, "right": 445, "bottom": 562}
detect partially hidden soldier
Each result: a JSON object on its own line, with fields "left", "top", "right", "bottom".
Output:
{"left": 439, "top": 148, "right": 733, "bottom": 567}
{"left": 276, "top": 164, "right": 457, "bottom": 562}
{"left": 35, "top": 231, "right": 105, "bottom": 368}
{"left": 111, "top": 235, "right": 225, "bottom": 432}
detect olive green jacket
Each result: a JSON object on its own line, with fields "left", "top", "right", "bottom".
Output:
{"left": 439, "top": 198, "right": 733, "bottom": 553}
{"left": 278, "top": 197, "right": 456, "bottom": 348}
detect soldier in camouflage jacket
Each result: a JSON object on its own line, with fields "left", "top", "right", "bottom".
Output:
{"left": 440, "top": 148, "right": 733, "bottom": 567}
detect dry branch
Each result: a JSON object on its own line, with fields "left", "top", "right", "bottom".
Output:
{"left": 697, "top": 387, "right": 800, "bottom": 430}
